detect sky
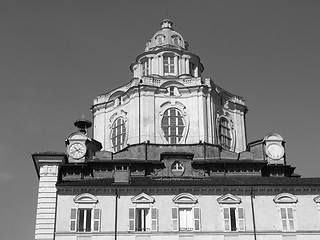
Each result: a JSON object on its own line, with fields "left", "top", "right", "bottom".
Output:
{"left": 0, "top": 0, "right": 320, "bottom": 239}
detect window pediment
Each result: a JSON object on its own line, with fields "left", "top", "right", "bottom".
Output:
{"left": 131, "top": 192, "right": 155, "bottom": 204}
{"left": 217, "top": 193, "right": 241, "bottom": 204}
{"left": 173, "top": 193, "right": 197, "bottom": 204}
{"left": 273, "top": 193, "right": 298, "bottom": 204}
{"left": 314, "top": 195, "right": 320, "bottom": 204}
{"left": 74, "top": 193, "right": 98, "bottom": 204}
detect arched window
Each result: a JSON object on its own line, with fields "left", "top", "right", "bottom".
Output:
{"left": 219, "top": 117, "right": 232, "bottom": 150}
{"left": 111, "top": 117, "right": 126, "bottom": 152}
{"left": 163, "top": 55, "right": 175, "bottom": 75}
{"left": 161, "top": 108, "right": 185, "bottom": 144}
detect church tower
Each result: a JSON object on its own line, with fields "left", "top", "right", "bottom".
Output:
{"left": 91, "top": 19, "right": 248, "bottom": 153}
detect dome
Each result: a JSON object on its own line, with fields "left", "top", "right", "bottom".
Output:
{"left": 145, "top": 19, "right": 189, "bottom": 52}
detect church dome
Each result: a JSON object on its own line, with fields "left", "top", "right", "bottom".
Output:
{"left": 145, "top": 19, "right": 189, "bottom": 51}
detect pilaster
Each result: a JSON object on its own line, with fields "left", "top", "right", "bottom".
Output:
{"left": 33, "top": 153, "right": 65, "bottom": 240}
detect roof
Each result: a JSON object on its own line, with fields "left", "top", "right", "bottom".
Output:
{"left": 57, "top": 176, "right": 320, "bottom": 187}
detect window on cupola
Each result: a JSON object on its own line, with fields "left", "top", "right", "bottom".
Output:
{"left": 219, "top": 117, "right": 232, "bottom": 150}
{"left": 111, "top": 117, "right": 126, "bottom": 152}
{"left": 163, "top": 56, "right": 175, "bottom": 75}
{"left": 142, "top": 60, "right": 149, "bottom": 76}
{"left": 161, "top": 108, "right": 185, "bottom": 144}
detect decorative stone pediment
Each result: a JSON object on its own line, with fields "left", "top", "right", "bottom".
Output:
{"left": 74, "top": 193, "right": 98, "bottom": 204}
{"left": 131, "top": 192, "right": 155, "bottom": 204}
{"left": 273, "top": 193, "right": 298, "bottom": 204}
{"left": 217, "top": 193, "right": 241, "bottom": 204}
{"left": 173, "top": 193, "right": 197, "bottom": 204}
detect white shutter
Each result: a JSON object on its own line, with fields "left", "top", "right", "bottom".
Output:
{"left": 223, "top": 208, "right": 230, "bottom": 231}
{"left": 151, "top": 208, "right": 158, "bottom": 231}
{"left": 194, "top": 207, "right": 201, "bottom": 231}
{"left": 172, "top": 207, "right": 179, "bottom": 231}
{"left": 93, "top": 209, "right": 101, "bottom": 232}
{"left": 237, "top": 207, "right": 245, "bottom": 231}
{"left": 129, "top": 208, "right": 135, "bottom": 231}
{"left": 70, "top": 208, "right": 77, "bottom": 232}
{"left": 287, "top": 208, "right": 295, "bottom": 231}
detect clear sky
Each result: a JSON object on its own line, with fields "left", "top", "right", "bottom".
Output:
{"left": 1, "top": 0, "right": 320, "bottom": 239}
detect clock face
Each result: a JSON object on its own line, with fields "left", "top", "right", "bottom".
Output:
{"left": 68, "top": 142, "right": 86, "bottom": 159}
{"left": 267, "top": 143, "right": 284, "bottom": 160}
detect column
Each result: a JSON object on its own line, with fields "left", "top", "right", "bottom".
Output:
{"left": 174, "top": 55, "right": 178, "bottom": 75}
{"left": 186, "top": 58, "right": 190, "bottom": 75}
{"left": 159, "top": 55, "right": 163, "bottom": 75}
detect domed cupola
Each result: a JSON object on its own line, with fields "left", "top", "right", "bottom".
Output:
{"left": 145, "top": 19, "right": 188, "bottom": 51}
{"left": 130, "top": 19, "right": 204, "bottom": 79}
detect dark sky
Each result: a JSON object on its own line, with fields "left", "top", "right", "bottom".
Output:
{"left": 1, "top": 1, "right": 320, "bottom": 239}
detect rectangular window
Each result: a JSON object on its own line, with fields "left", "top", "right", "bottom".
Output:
{"left": 223, "top": 207, "right": 245, "bottom": 231}
{"left": 164, "top": 56, "right": 175, "bottom": 75}
{"left": 142, "top": 61, "right": 149, "bottom": 76}
{"left": 172, "top": 207, "right": 201, "bottom": 231}
{"left": 280, "top": 207, "right": 295, "bottom": 231}
{"left": 129, "top": 208, "right": 158, "bottom": 232}
{"left": 70, "top": 208, "right": 101, "bottom": 232}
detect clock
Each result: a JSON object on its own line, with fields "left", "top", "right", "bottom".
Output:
{"left": 68, "top": 142, "right": 87, "bottom": 160}
{"left": 266, "top": 143, "right": 284, "bottom": 160}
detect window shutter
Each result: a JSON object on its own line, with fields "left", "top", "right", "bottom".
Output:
{"left": 151, "top": 208, "right": 158, "bottom": 231}
{"left": 129, "top": 208, "right": 135, "bottom": 231}
{"left": 280, "top": 208, "right": 288, "bottom": 231}
{"left": 237, "top": 207, "right": 245, "bottom": 231}
{"left": 93, "top": 209, "right": 101, "bottom": 232}
{"left": 172, "top": 207, "right": 179, "bottom": 231}
{"left": 70, "top": 208, "right": 77, "bottom": 232}
{"left": 194, "top": 207, "right": 201, "bottom": 231}
{"left": 287, "top": 208, "right": 295, "bottom": 231}
{"left": 223, "top": 208, "right": 230, "bottom": 231}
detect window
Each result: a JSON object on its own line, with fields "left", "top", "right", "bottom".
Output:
{"left": 172, "top": 193, "right": 200, "bottom": 231}
{"left": 70, "top": 193, "right": 101, "bottom": 232}
{"left": 223, "top": 207, "right": 245, "bottom": 231}
{"left": 164, "top": 56, "right": 175, "bottom": 75}
{"left": 111, "top": 117, "right": 126, "bottom": 152}
{"left": 274, "top": 193, "right": 298, "bottom": 232}
{"left": 172, "top": 161, "right": 184, "bottom": 171}
{"left": 117, "top": 96, "right": 122, "bottom": 106}
{"left": 217, "top": 193, "right": 245, "bottom": 232}
{"left": 169, "top": 86, "right": 175, "bottom": 96}
{"left": 129, "top": 208, "right": 158, "bottom": 232}
{"left": 129, "top": 193, "right": 158, "bottom": 232}
{"left": 189, "top": 62, "right": 195, "bottom": 76}
{"left": 161, "top": 108, "right": 185, "bottom": 144}
{"left": 142, "top": 60, "right": 149, "bottom": 76}
{"left": 219, "top": 117, "right": 232, "bottom": 150}
{"left": 280, "top": 207, "right": 295, "bottom": 231}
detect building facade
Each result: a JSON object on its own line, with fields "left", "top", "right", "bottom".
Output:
{"left": 33, "top": 20, "right": 320, "bottom": 240}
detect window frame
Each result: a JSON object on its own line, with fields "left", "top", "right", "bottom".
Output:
{"left": 110, "top": 116, "right": 126, "bottom": 152}
{"left": 163, "top": 55, "right": 175, "bottom": 75}
{"left": 172, "top": 193, "right": 201, "bottom": 232}
{"left": 161, "top": 107, "right": 186, "bottom": 144}
{"left": 274, "top": 193, "right": 298, "bottom": 232}
{"left": 141, "top": 59, "right": 149, "bottom": 76}
{"left": 129, "top": 193, "right": 158, "bottom": 232}
{"left": 218, "top": 117, "right": 232, "bottom": 150}
{"left": 217, "top": 193, "right": 245, "bottom": 232}
{"left": 70, "top": 193, "right": 101, "bottom": 233}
